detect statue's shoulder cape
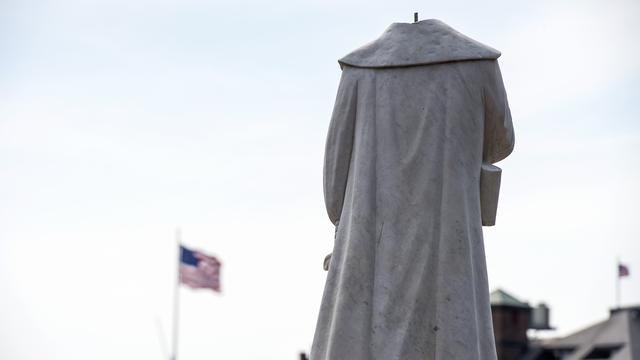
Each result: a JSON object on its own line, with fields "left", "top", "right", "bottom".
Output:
{"left": 338, "top": 19, "right": 500, "bottom": 69}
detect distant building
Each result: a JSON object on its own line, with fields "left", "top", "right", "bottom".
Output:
{"left": 490, "top": 289, "right": 640, "bottom": 360}
{"left": 491, "top": 289, "right": 552, "bottom": 359}
{"left": 491, "top": 289, "right": 534, "bottom": 359}
{"left": 525, "top": 305, "right": 640, "bottom": 360}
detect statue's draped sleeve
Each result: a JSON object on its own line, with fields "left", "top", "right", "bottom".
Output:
{"left": 483, "top": 61, "right": 514, "bottom": 164}
{"left": 480, "top": 60, "right": 514, "bottom": 226}
{"left": 323, "top": 69, "right": 358, "bottom": 226}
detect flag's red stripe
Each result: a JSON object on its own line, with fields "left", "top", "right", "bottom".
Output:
{"left": 179, "top": 250, "right": 222, "bottom": 292}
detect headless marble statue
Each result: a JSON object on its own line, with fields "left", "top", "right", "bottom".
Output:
{"left": 311, "top": 19, "right": 514, "bottom": 360}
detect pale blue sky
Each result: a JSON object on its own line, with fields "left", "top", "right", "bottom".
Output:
{"left": 1, "top": 0, "right": 639, "bottom": 359}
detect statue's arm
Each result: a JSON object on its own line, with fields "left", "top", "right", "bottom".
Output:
{"left": 323, "top": 69, "right": 358, "bottom": 226}
{"left": 482, "top": 60, "right": 515, "bottom": 164}
{"left": 481, "top": 61, "right": 515, "bottom": 226}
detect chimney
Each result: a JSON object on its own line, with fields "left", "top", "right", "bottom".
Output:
{"left": 490, "top": 289, "right": 532, "bottom": 360}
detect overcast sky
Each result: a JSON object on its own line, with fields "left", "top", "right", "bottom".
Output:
{"left": 1, "top": 0, "right": 639, "bottom": 359}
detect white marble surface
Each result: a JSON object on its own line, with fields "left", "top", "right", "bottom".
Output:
{"left": 311, "top": 19, "right": 514, "bottom": 360}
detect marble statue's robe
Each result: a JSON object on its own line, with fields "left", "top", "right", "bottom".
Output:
{"left": 311, "top": 19, "right": 514, "bottom": 360}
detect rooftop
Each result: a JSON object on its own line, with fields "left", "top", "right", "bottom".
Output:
{"left": 490, "top": 288, "right": 531, "bottom": 309}
{"left": 525, "top": 305, "right": 640, "bottom": 360}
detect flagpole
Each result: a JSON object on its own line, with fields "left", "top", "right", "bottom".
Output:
{"left": 172, "top": 228, "right": 181, "bottom": 360}
{"left": 616, "top": 257, "right": 621, "bottom": 309}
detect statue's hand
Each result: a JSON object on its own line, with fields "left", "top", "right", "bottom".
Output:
{"left": 323, "top": 253, "right": 332, "bottom": 271}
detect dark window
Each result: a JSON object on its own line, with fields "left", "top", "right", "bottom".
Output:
{"left": 583, "top": 345, "right": 622, "bottom": 359}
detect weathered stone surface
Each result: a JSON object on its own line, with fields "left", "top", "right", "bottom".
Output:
{"left": 481, "top": 163, "right": 502, "bottom": 227}
{"left": 311, "top": 19, "right": 514, "bottom": 360}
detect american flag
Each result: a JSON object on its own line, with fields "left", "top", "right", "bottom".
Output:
{"left": 618, "top": 263, "right": 630, "bottom": 278}
{"left": 180, "top": 245, "right": 221, "bottom": 292}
